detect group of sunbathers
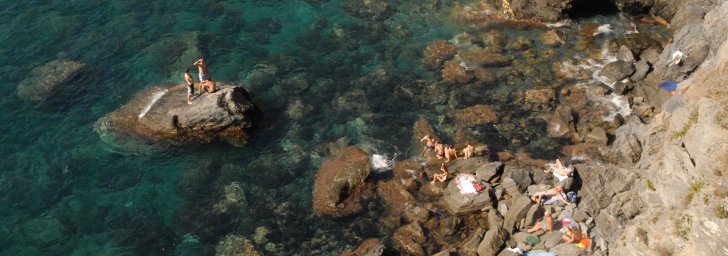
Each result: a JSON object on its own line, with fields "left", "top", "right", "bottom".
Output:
{"left": 420, "top": 134, "right": 477, "bottom": 163}
{"left": 530, "top": 159, "right": 575, "bottom": 207}
{"left": 184, "top": 58, "right": 218, "bottom": 104}
{"left": 420, "top": 134, "right": 479, "bottom": 184}
{"left": 527, "top": 210, "right": 584, "bottom": 244}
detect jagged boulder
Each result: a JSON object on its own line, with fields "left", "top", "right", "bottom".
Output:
{"left": 95, "top": 85, "right": 261, "bottom": 150}
{"left": 502, "top": 195, "right": 533, "bottom": 233}
{"left": 598, "top": 60, "right": 635, "bottom": 83}
{"left": 547, "top": 105, "right": 576, "bottom": 139}
{"left": 510, "top": 0, "right": 572, "bottom": 21}
{"left": 17, "top": 59, "right": 87, "bottom": 102}
{"left": 392, "top": 222, "right": 426, "bottom": 256}
{"left": 312, "top": 146, "right": 372, "bottom": 218}
{"left": 477, "top": 226, "right": 507, "bottom": 256}
{"left": 476, "top": 161, "right": 503, "bottom": 182}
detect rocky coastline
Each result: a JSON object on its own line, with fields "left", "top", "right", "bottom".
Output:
{"left": 66, "top": 0, "right": 728, "bottom": 255}
{"left": 310, "top": 1, "right": 728, "bottom": 256}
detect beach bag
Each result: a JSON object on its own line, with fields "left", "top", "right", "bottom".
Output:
{"left": 567, "top": 191, "right": 578, "bottom": 204}
{"left": 575, "top": 237, "right": 591, "bottom": 248}
{"left": 474, "top": 181, "right": 485, "bottom": 192}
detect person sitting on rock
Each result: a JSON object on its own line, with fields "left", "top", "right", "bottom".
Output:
{"left": 193, "top": 58, "right": 210, "bottom": 82}
{"left": 184, "top": 68, "right": 195, "bottom": 104}
{"left": 462, "top": 142, "right": 475, "bottom": 159}
{"left": 531, "top": 186, "right": 572, "bottom": 206}
{"left": 431, "top": 163, "right": 448, "bottom": 184}
{"left": 527, "top": 210, "right": 558, "bottom": 233}
{"left": 445, "top": 145, "right": 458, "bottom": 162}
{"left": 544, "top": 159, "right": 573, "bottom": 181}
{"left": 202, "top": 78, "right": 218, "bottom": 94}
{"left": 420, "top": 134, "right": 435, "bottom": 156}
{"left": 562, "top": 224, "right": 582, "bottom": 244}
{"left": 434, "top": 141, "right": 445, "bottom": 159}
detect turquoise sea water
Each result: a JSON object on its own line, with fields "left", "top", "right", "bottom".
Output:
{"left": 0, "top": 1, "right": 663, "bottom": 255}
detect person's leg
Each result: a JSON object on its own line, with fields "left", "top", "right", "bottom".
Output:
{"left": 527, "top": 221, "right": 542, "bottom": 233}
{"left": 436, "top": 174, "right": 447, "bottom": 182}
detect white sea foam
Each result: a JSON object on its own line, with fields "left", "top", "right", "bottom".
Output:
{"left": 593, "top": 24, "right": 613, "bottom": 36}
{"left": 371, "top": 153, "right": 396, "bottom": 173}
{"left": 600, "top": 94, "right": 631, "bottom": 122}
{"left": 138, "top": 89, "right": 167, "bottom": 119}
{"left": 546, "top": 20, "right": 572, "bottom": 28}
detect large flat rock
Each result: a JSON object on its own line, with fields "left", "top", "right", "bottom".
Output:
{"left": 95, "top": 84, "right": 260, "bottom": 150}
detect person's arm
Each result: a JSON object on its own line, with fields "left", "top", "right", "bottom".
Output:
{"left": 558, "top": 192, "right": 572, "bottom": 206}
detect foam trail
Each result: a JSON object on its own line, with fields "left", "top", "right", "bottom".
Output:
{"left": 138, "top": 90, "right": 167, "bottom": 119}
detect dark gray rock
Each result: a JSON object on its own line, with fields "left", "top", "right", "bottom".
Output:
{"left": 510, "top": 0, "right": 572, "bottom": 21}
{"left": 608, "top": 122, "right": 645, "bottom": 166}
{"left": 547, "top": 105, "right": 575, "bottom": 139}
{"left": 392, "top": 222, "right": 425, "bottom": 256}
{"left": 607, "top": 33, "right": 664, "bottom": 56}
{"left": 524, "top": 205, "right": 544, "bottom": 228}
{"left": 639, "top": 48, "right": 661, "bottom": 65}
{"left": 630, "top": 59, "right": 651, "bottom": 82}
{"left": 550, "top": 243, "right": 580, "bottom": 256}
{"left": 448, "top": 157, "right": 490, "bottom": 174}
{"left": 462, "top": 227, "right": 485, "bottom": 256}
{"left": 476, "top": 161, "right": 504, "bottom": 182}
{"left": 404, "top": 205, "right": 430, "bottom": 224}
{"left": 542, "top": 231, "right": 564, "bottom": 249}
{"left": 585, "top": 127, "right": 608, "bottom": 146}
{"left": 442, "top": 178, "right": 493, "bottom": 214}
{"left": 17, "top": 59, "right": 87, "bottom": 102}
{"left": 510, "top": 169, "right": 533, "bottom": 192}
{"left": 599, "top": 60, "right": 636, "bottom": 82}
{"left": 617, "top": 45, "right": 636, "bottom": 62}
{"left": 612, "top": 81, "right": 633, "bottom": 95}
{"left": 501, "top": 177, "right": 521, "bottom": 197}
{"left": 477, "top": 226, "right": 507, "bottom": 256}
{"left": 502, "top": 195, "right": 533, "bottom": 233}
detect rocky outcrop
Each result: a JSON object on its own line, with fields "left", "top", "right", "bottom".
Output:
{"left": 442, "top": 179, "right": 493, "bottom": 214}
{"left": 423, "top": 39, "right": 458, "bottom": 70}
{"left": 510, "top": 0, "right": 572, "bottom": 21}
{"left": 17, "top": 59, "right": 87, "bottom": 102}
{"left": 215, "top": 234, "right": 262, "bottom": 256}
{"left": 95, "top": 85, "right": 260, "bottom": 150}
{"left": 392, "top": 222, "right": 426, "bottom": 256}
{"left": 452, "top": 104, "right": 499, "bottom": 127}
{"left": 312, "top": 146, "right": 372, "bottom": 218}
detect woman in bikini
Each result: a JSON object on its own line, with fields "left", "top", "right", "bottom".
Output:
{"left": 431, "top": 163, "right": 449, "bottom": 184}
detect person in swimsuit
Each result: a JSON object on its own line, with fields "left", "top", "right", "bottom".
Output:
{"left": 201, "top": 78, "right": 218, "bottom": 94}
{"left": 193, "top": 58, "right": 209, "bottom": 82}
{"left": 445, "top": 145, "right": 458, "bottom": 162}
{"left": 462, "top": 142, "right": 475, "bottom": 159}
{"left": 420, "top": 134, "right": 435, "bottom": 156}
{"left": 544, "top": 159, "right": 573, "bottom": 177}
{"left": 531, "top": 186, "right": 572, "bottom": 206}
{"left": 562, "top": 225, "right": 582, "bottom": 243}
{"left": 184, "top": 68, "right": 195, "bottom": 104}
{"left": 434, "top": 141, "right": 445, "bottom": 159}
{"left": 431, "top": 163, "right": 449, "bottom": 184}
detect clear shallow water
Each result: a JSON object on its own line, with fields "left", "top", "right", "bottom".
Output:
{"left": 0, "top": 1, "right": 662, "bottom": 255}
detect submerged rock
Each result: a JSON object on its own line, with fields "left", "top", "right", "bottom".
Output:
{"left": 215, "top": 235, "right": 262, "bottom": 256}
{"left": 17, "top": 59, "right": 87, "bottom": 102}
{"left": 312, "top": 146, "right": 371, "bottom": 218}
{"left": 95, "top": 84, "right": 260, "bottom": 150}
{"left": 392, "top": 222, "right": 426, "bottom": 256}
{"left": 423, "top": 39, "right": 458, "bottom": 70}
{"left": 340, "top": 238, "right": 385, "bottom": 256}
{"left": 510, "top": 0, "right": 572, "bottom": 21}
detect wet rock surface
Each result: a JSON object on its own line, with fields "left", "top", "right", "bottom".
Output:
{"left": 312, "top": 146, "right": 372, "bottom": 218}
{"left": 95, "top": 84, "right": 260, "bottom": 149}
